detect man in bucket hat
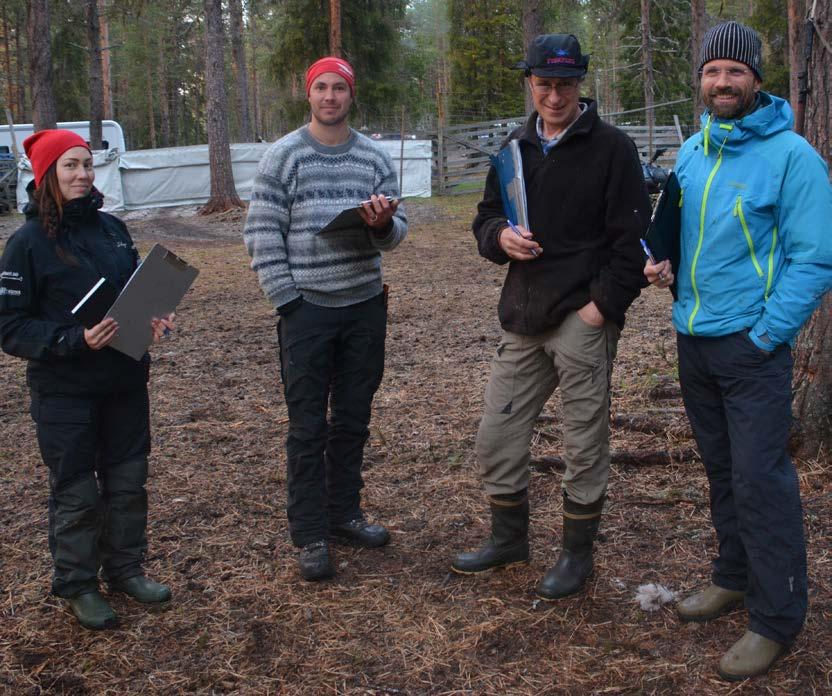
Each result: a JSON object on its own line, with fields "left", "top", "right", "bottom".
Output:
{"left": 452, "top": 34, "right": 650, "bottom": 601}
{"left": 645, "top": 21, "right": 832, "bottom": 680}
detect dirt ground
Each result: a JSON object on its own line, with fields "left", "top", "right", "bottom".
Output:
{"left": 0, "top": 197, "right": 829, "bottom": 695}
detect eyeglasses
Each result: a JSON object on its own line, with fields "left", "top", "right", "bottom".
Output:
{"left": 530, "top": 80, "right": 579, "bottom": 96}
{"left": 700, "top": 66, "right": 752, "bottom": 80}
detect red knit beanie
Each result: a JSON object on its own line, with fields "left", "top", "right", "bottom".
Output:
{"left": 23, "top": 129, "right": 91, "bottom": 188}
{"left": 305, "top": 56, "right": 355, "bottom": 96}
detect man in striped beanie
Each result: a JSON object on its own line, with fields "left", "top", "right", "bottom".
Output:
{"left": 645, "top": 20, "right": 832, "bottom": 681}
{"left": 244, "top": 56, "right": 407, "bottom": 582}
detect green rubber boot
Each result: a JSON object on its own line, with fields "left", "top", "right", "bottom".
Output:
{"left": 67, "top": 591, "right": 118, "bottom": 630}
{"left": 110, "top": 575, "right": 172, "bottom": 604}
{"left": 677, "top": 584, "right": 745, "bottom": 622}
{"left": 718, "top": 631, "right": 786, "bottom": 681}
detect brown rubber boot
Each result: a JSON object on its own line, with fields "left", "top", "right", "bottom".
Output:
{"left": 718, "top": 630, "right": 787, "bottom": 681}
{"left": 676, "top": 584, "right": 745, "bottom": 622}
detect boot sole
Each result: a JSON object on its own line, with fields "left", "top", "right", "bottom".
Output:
{"left": 677, "top": 598, "right": 743, "bottom": 623}
{"left": 450, "top": 559, "right": 529, "bottom": 575}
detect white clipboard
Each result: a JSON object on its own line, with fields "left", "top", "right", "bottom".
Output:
{"left": 106, "top": 244, "right": 199, "bottom": 360}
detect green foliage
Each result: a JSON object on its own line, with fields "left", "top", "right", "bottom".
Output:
{"left": 265, "top": 0, "right": 408, "bottom": 133}
{"left": 447, "top": 0, "right": 525, "bottom": 122}
{"left": 51, "top": 0, "right": 88, "bottom": 121}
{"left": 614, "top": 0, "right": 693, "bottom": 124}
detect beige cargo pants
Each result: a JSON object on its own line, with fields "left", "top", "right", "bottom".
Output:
{"left": 476, "top": 311, "right": 620, "bottom": 505}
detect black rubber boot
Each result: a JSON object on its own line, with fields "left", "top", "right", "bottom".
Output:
{"left": 451, "top": 490, "right": 529, "bottom": 574}
{"left": 536, "top": 494, "right": 604, "bottom": 600}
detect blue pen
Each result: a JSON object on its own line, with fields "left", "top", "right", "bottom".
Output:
{"left": 640, "top": 238, "right": 667, "bottom": 280}
{"left": 639, "top": 238, "right": 657, "bottom": 264}
{"left": 507, "top": 219, "right": 539, "bottom": 257}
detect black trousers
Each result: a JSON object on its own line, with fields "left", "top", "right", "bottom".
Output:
{"left": 277, "top": 295, "right": 386, "bottom": 547}
{"left": 30, "top": 387, "right": 151, "bottom": 597}
{"left": 677, "top": 331, "right": 807, "bottom": 645}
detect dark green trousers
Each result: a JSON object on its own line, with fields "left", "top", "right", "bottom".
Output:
{"left": 31, "top": 388, "right": 151, "bottom": 598}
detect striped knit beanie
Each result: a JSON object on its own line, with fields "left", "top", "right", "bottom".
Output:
{"left": 699, "top": 21, "right": 763, "bottom": 79}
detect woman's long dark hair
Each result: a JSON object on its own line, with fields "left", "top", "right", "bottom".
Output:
{"left": 33, "top": 164, "right": 65, "bottom": 241}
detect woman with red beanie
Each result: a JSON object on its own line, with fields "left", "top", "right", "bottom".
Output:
{"left": 0, "top": 130, "right": 173, "bottom": 630}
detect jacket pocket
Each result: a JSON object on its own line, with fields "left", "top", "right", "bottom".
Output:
{"left": 733, "top": 196, "right": 764, "bottom": 279}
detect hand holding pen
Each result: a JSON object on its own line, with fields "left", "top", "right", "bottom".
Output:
{"left": 500, "top": 219, "right": 541, "bottom": 260}
{"left": 641, "top": 239, "right": 674, "bottom": 288}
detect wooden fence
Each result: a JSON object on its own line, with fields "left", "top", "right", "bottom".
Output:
{"left": 431, "top": 117, "right": 686, "bottom": 195}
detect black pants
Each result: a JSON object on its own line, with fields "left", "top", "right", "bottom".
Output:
{"left": 678, "top": 331, "right": 807, "bottom": 645}
{"left": 30, "top": 388, "right": 151, "bottom": 597}
{"left": 277, "top": 295, "right": 386, "bottom": 547}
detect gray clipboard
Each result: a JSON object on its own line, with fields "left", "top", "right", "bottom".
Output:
{"left": 105, "top": 243, "right": 199, "bottom": 360}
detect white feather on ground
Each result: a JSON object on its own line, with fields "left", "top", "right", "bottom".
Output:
{"left": 635, "top": 583, "right": 676, "bottom": 611}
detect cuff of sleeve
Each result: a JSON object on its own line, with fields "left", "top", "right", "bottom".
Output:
{"left": 748, "top": 327, "right": 775, "bottom": 352}
{"left": 489, "top": 222, "right": 511, "bottom": 263}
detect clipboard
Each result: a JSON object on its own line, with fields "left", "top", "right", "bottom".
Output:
{"left": 318, "top": 198, "right": 401, "bottom": 235}
{"left": 105, "top": 244, "right": 199, "bottom": 360}
{"left": 490, "top": 140, "right": 529, "bottom": 229}
{"left": 645, "top": 172, "right": 682, "bottom": 299}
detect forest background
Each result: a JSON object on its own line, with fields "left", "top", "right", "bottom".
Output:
{"left": 0, "top": 0, "right": 804, "bottom": 150}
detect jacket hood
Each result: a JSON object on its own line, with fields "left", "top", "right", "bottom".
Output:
{"left": 698, "top": 91, "right": 793, "bottom": 156}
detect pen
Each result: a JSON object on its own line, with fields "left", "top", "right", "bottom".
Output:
{"left": 507, "top": 219, "right": 539, "bottom": 257}
{"left": 640, "top": 238, "right": 666, "bottom": 280}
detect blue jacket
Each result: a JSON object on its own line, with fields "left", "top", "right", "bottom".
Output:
{"left": 673, "top": 92, "right": 832, "bottom": 350}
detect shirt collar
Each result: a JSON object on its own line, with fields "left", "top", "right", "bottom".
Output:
{"left": 536, "top": 102, "right": 587, "bottom": 154}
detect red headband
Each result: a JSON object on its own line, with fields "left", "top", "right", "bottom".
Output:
{"left": 305, "top": 57, "right": 355, "bottom": 96}
{"left": 23, "top": 129, "right": 91, "bottom": 188}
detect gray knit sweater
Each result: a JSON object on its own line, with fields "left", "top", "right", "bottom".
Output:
{"left": 244, "top": 126, "right": 407, "bottom": 309}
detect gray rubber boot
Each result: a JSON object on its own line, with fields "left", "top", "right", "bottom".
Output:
{"left": 99, "top": 456, "right": 148, "bottom": 584}
{"left": 451, "top": 490, "right": 530, "bottom": 574}
{"left": 536, "top": 493, "right": 604, "bottom": 600}
{"left": 51, "top": 474, "right": 102, "bottom": 598}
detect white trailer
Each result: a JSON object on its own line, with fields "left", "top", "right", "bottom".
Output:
{"left": 0, "top": 120, "right": 127, "bottom": 155}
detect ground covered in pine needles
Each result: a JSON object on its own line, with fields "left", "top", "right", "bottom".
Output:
{"left": 1, "top": 196, "right": 830, "bottom": 695}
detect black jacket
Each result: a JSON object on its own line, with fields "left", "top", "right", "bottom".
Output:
{"left": 473, "top": 100, "right": 651, "bottom": 335}
{"left": 0, "top": 193, "right": 148, "bottom": 395}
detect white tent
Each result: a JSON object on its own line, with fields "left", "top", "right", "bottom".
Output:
{"left": 17, "top": 139, "right": 432, "bottom": 213}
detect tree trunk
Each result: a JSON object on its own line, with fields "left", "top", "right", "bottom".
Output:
{"left": 158, "top": 36, "right": 171, "bottom": 148}
{"left": 641, "top": 0, "right": 654, "bottom": 156}
{"left": 522, "top": 0, "right": 543, "bottom": 115}
{"left": 99, "top": 0, "right": 112, "bottom": 120}
{"left": 792, "top": 0, "right": 832, "bottom": 460}
{"left": 249, "top": 0, "right": 262, "bottom": 139}
{"left": 145, "top": 73, "right": 156, "bottom": 149}
{"left": 691, "top": 0, "right": 706, "bottom": 125}
{"left": 27, "top": 0, "right": 57, "bottom": 131}
{"left": 86, "top": 0, "right": 104, "bottom": 149}
{"left": 15, "top": 5, "right": 26, "bottom": 121}
{"left": 329, "top": 0, "right": 341, "bottom": 57}
{"left": 2, "top": 4, "right": 14, "bottom": 119}
{"left": 201, "top": 0, "right": 243, "bottom": 214}
{"left": 788, "top": 0, "right": 803, "bottom": 114}
{"left": 228, "top": 0, "right": 252, "bottom": 142}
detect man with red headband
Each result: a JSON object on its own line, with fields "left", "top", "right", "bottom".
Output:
{"left": 244, "top": 56, "right": 407, "bottom": 581}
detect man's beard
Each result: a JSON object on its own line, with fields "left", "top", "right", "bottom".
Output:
{"left": 705, "top": 88, "right": 756, "bottom": 120}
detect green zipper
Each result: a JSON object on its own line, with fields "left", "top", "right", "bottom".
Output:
{"left": 688, "top": 125, "right": 733, "bottom": 335}
{"left": 733, "top": 196, "right": 764, "bottom": 277}
{"left": 765, "top": 226, "right": 777, "bottom": 300}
